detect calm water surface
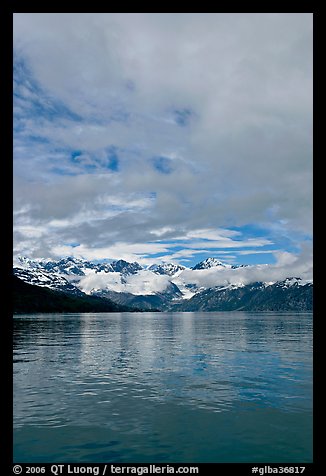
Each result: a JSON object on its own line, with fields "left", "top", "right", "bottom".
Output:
{"left": 13, "top": 312, "right": 312, "bottom": 463}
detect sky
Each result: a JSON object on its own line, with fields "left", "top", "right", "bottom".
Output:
{"left": 13, "top": 13, "right": 313, "bottom": 274}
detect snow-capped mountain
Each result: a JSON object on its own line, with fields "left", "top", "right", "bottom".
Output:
{"left": 13, "top": 266, "right": 84, "bottom": 295}
{"left": 13, "top": 256, "right": 313, "bottom": 311}
{"left": 110, "top": 259, "right": 143, "bottom": 275}
{"left": 14, "top": 256, "right": 144, "bottom": 276}
{"left": 191, "top": 257, "right": 246, "bottom": 270}
{"left": 276, "top": 277, "right": 310, "bottom": 288}
{"left": 148, "top": 262, "right": 185, "bottom": 276}
{"left": 172, "top": 278, "right": 313, "bottom": 312}
{"left": 192, "top": 257, "right": 232, "bottom": 270}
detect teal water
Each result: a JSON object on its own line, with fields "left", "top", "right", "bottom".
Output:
{"left": 13, "top": 312, "right": 312, "bottom": 463}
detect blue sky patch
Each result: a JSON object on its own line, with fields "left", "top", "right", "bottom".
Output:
{"left": 64, "top": 242, "right": 80, "bottom": 248}
{"left": 105, "top": 147, "right": 120, "bottom": 171}
{"left": 152, "top": 156, "right": 174, "bottom": 174}
{"left": 71, "top": 150, "right": 83, "bottom": 161}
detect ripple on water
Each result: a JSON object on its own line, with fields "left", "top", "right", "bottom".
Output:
{"left": 14, "top": 312, "right": 312, "bottom": 463}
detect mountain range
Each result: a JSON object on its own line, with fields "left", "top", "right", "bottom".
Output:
{"left": 13, "top": 256, "right": 313, "bottom": 312}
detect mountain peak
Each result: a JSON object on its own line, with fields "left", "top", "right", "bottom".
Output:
{"left": 148, "top": 262, "right": 185, "bottom": 276}
{"left": 192, "top": 257, "right": 231, "bottom": 270}
{"left": 110, "top": 259, "right": 143, "bottom": 275}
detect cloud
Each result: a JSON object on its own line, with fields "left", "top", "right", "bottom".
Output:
{"left": 78, "top": 269, "right": 171, "bottom": 295}
{"left": 13, "top": 13, "right": 313, "bottom": 270}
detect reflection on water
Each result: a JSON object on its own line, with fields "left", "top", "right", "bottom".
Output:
{"left": 14, "top": 312, "right": 312, "bottom": 462}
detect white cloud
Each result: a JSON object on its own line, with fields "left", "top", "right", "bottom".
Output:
{"left": 177, "top": 238, "right": 272, "bottom": 250}
{"left": 184, "top": 228, "right": 240, "bottom": 240}
{"left": 79, "top": 269, "right": 171, "bottom": 295}
{"left": 237, "top": 249, "right": 281, "bottom": 255}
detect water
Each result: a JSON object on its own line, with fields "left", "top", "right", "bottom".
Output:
{"left": 13, "top": 312, "right": 312, "bottom": 463}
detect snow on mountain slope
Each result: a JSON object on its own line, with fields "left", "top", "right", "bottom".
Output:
{"left": 171, "top": 279, "right": 313, "bottom": 312}
{"left": 279, "top": 277, "right": 312, "bottom": 287}
{"left": 192, "top": 257, "right": 234, "bottom": 270}
{"left": 14, "top": 255, "right": 114, "bottom": 275}
{"left": 110, "top": 260, "right": 143, "bottom": 275}
{"left": 148, "top": 262, "right": 185, "bottom": 276}
{"left": 13, "top": 267, "right": 83, "bottom": 295}
{"left": 44, "top": 257, "right": 115, "bottom": 275}
{"left": 14, "top": 255, "right": 51, "bottom": 270}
